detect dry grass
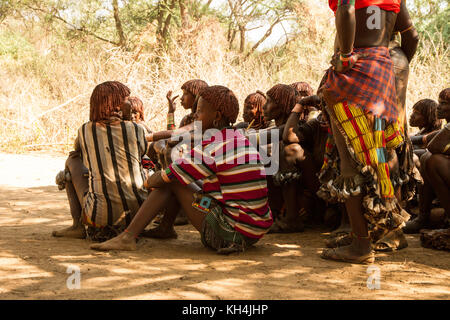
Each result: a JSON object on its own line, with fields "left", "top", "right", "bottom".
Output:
{"left": 0, "top": 6, "right": 448, "bottom": 154}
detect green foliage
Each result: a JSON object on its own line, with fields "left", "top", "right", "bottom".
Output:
{"left": 0, "top": 29, "right": 36, "bottom": 60}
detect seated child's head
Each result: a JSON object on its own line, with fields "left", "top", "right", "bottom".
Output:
{"left": 128, "top": 96, "right": 145, "bottom": 122}
{"left": 243, "top": 91, "right": 267, "bottom": 126}
{"left": 290, "top": 82, "right": 313, "bottom": 98}
{"left": 90, "top": 81, "right": 131, "bottom": 122}
{"left": 263, "top": 84, "right": 297, "bottom": 122}
{"left": 437, "top": 88, "right": 450, "bottom": 121}
{"left": 409, "top": 99, "right": 441, "bottom": 131}
{"left": 195, "top": 85, "right": 239, "bottom": 131}
{"left": 180, "top": 79, "right": 209, "bottom": 112}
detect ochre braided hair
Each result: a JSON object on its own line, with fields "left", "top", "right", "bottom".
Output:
{"left": 266, "top": 84, "right": 297, "bottom": 116}
{"left": 244, "top": 91, "right": 268, "bottom": 129}
{"left": 128, "top": 96, "right": 145, "bottom": 121}
{"left": 439, "top": 88, "right": 450, "bottom": 103}
{"left": 181, "top": 79, "right": 209, "bottom": 113}
{"left": 90, "top": 81, "right": 131, "bottom": 122}
{"left": 412, "top": 99, "right": 441, "bottom": 132}
{"left": 290, "top": 82, "right": 314, "bottom": 97}
{"left": 198, "top": 85, "right": 239, "bottom": 124}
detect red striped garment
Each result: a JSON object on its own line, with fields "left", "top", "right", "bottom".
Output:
{"left": 168, "top": 128, "right": 273, "bottom": 239}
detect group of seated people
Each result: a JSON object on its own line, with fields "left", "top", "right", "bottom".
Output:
{"left": 52, "top": 78, "right": 450, "bottom": 261}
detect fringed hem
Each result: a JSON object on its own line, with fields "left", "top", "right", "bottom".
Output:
{"left": 317, "top": 164, "right": 410, "bottom": 241}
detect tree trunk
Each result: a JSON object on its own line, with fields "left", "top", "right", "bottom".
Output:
{"left": 112, "top": 0, "right": 126, "bottom": 47}
{"left": 179, "top": 0, "right": 189, "bottom": 29}
{"left": 239, "top": 25, "right": 245, "bottom": 53}
{"left": 161, "top": 0, "right": 177, "bottom": 47}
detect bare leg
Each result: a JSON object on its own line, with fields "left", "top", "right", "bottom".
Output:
{"left": 141, "top": 198, "right": 180, "bottom": 239}
{"left": 425, "top": 154, "right": 450, "bottom": 216}
{"left": 91, "top": 181, "right": 206, "bottom": 251}
{"left": 52, "top": 152, "right": 88, "bottom": 239}
{"left": 321, "top": 118, "right": 373, "bottom": 263}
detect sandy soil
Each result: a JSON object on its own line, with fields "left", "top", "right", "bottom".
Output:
{"left": 0, "top": 152, "right": 449, "bottom": 300}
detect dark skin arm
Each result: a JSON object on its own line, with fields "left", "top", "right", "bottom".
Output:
{"left": 146, "top": 122, "right": 194, "bottom": 142}
{"left": 336, "top": 4, "right": 356, "bottom": 55}
{"left": 393, "top": 0, "right": 419, "bottom": 62}
{"left": 283, "top": 95, "right": 321, "bottom": 144}
{"left": 427, "top": 127, "right": 450, "bottom": 155}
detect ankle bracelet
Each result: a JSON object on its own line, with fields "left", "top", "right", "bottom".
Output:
{"left": 124, "top": 229, "right": 139, "bottom": 239}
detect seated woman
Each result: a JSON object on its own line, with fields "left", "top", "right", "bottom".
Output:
{"left": 90, "top": 85, "right": 273, "bottom": 253}
{"left": 52, "top": 81, "right": 149, "bottom": 240}
{"left": 404, "top": 88, "right": 450, "bottom": 234}
{"left": 262, "top": 84, "right": 305, "bottom": 233}
{"left": 409, "top": 99, "right": 442, "bottom": 158}
{"left": 234, "top": 91, "right": 271, "bottom": 130}
{"left": 290, "top": 82, "right": 315, "bottom": 122}
{"left": 150, "top": 79, "right": 209, "bottom": 226}
{"left": 283, "top": 95, "right": 335, "bottom": 228}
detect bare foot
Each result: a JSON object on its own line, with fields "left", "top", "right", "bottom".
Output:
{"left": 141, "top": 226, "right": 178, "bottom": 239}
{"left": 52, "top": 225, "right": 86, "bottom": 239}
{"left": 90, "top": 232, "right": 136, "bottom": 251}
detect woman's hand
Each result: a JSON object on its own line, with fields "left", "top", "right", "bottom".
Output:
{"left": 331, "top": 52, "right": 367, "bottom": 73}
{"left": 166, "top": 91, "right": 179, "bottom": 113}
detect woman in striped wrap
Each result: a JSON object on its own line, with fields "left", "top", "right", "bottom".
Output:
{"left": 52, "top": 81, "right": 149, "bottom": 240}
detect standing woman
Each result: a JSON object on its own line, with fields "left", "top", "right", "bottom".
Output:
{"left": 316, "top": 0, "right": 410, "bottom": 263}
{"left": 53, "top": 81, "right": 149, "bottom": 240}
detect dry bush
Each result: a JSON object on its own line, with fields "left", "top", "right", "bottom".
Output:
{"left": 0, "top": 5, "right": 448, "bottom": 154}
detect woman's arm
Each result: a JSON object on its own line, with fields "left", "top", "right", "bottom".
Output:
{"left": 335, "top": 2, "right": 356, "bottom": 55}
{"left": 427, "top": 125, "right": 450, "bottom": 155}
{"left": 394, "top": 0, "right": 419, "bottom": 62}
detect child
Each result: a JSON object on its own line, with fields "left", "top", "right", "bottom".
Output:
{"left": 52, "top": 81, "right": 149, "bottom": 240}
{"left": 91, "top": 85, "right": 273, "bottom": 253}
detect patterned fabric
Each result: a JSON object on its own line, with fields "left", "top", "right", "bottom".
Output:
{"left": 329, "top": 0, "right": 401, "bottom": 13}
{"left": 77, "top": 119, "right": 149, "bottom": 228}
{"left": 318, "top": 102, "right": 410, "bottom": 241}
{"left": 335, "top": 101, "right": 403, "bottom": 198}
{"left": 321, "top": 47, "right": 400, "bottom": 123}
{"left": 167, "top": 128, "right": 273, "bottom": 239}
{"left": 201, "top": 204, "right": 259, "bottom": 252}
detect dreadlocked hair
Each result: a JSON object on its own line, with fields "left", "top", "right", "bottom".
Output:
{"left": 290, "top": 82, "right": 314, "bottom": 97}
{"left": 90, "top": 81, "right": 131, "bottom": 122}
{"left": 412, "top": 99, "right": 442, "bottom": 132}
{"left": 181, "top": 79, "right": 209, "bottom": 113}
{"left": 266, "top": 84, "right": 297, "bottom": 116}
{"left": 439, "top": 88, "right": 450, "bottom": 103}
{"left": 244, "top": 91, "right": 267, "bottom": 129}
{"left": 128, "top": 96, "right": 145, "bottom": 121}
{"left": 198, "top": 85, "right": 239, "bottom": 124}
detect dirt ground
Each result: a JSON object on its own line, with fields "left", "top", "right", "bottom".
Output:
{"left": 0, "top": 152, "right": 449, "bottom": 300}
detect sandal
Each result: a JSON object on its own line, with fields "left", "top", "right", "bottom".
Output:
{"left": 325, "top": 232, "right": 352, "bottom": 248}
{"left": 320, "top": 247, "right": 375, "bottom": 264}
{"left": 374, "top": 229, "right": 408, "bottom": 252}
